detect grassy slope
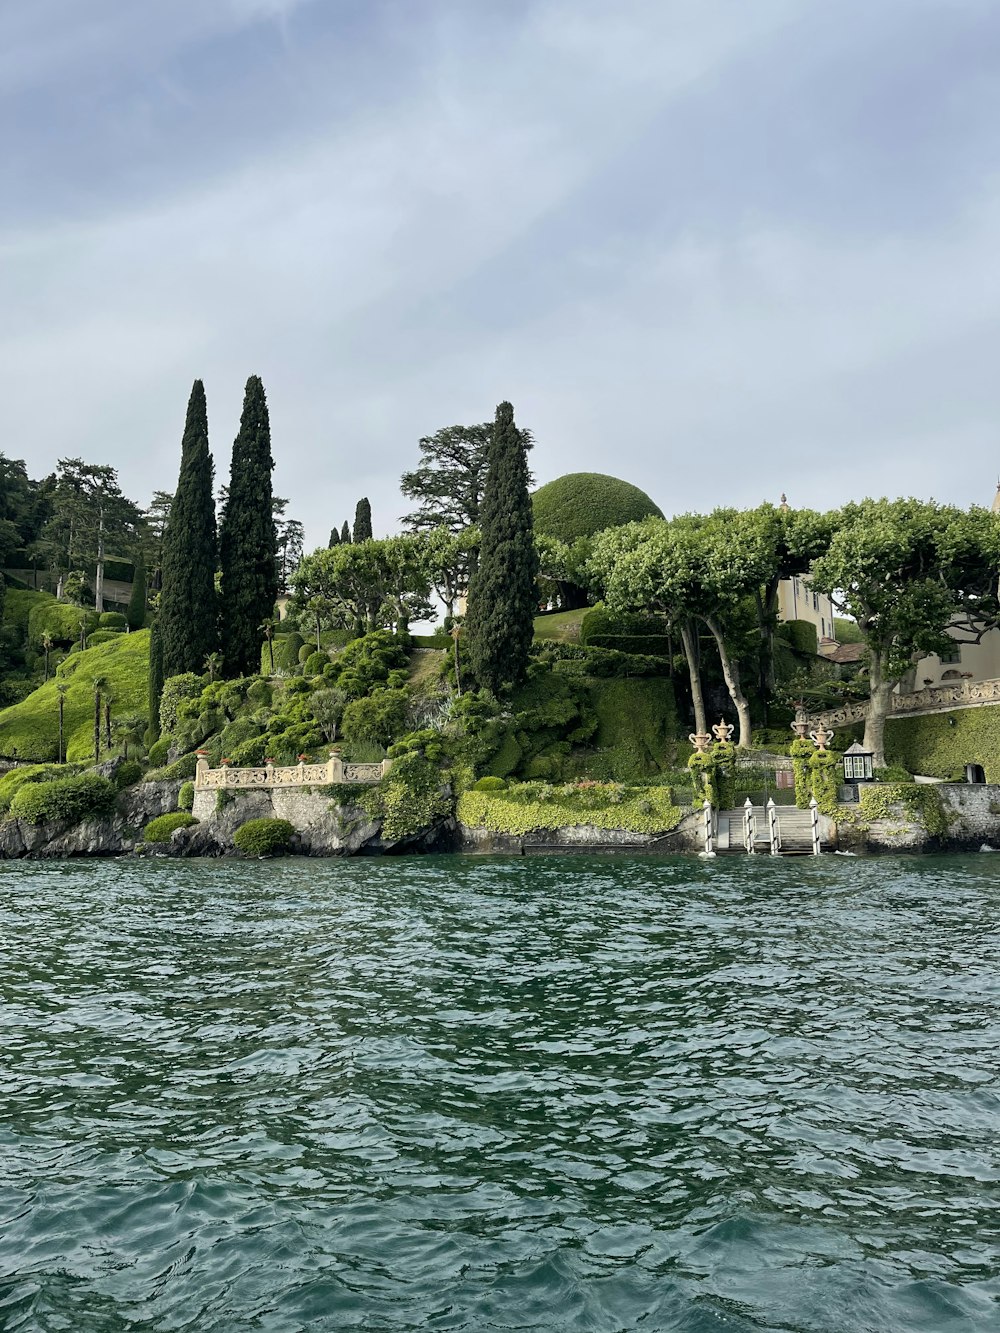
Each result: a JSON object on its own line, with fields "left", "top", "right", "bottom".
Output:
{"left": 0, "top": 630, "right": 149, "bottom": 761}
{"left": 533, "top": 608, "right": 587, "bottom": 642}
{"left": 3, "top": 588, "right": 55, "bottom": 635}
{"left": 407, "top": 647, "right": 446, "bottom": 689}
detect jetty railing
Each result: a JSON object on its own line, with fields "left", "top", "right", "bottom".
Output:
{"left": 194, "top": 752, "right": 390, "bottom": 791}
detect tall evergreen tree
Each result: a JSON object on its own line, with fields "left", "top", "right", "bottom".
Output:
{"left": 328, "top": 526, "right": 340, "bottom": 548}
{"left": 219, "top": 375, "right": 278, "bottom": 677}
{"left": 340, "top": 520, "right": 351, "bottom": 545}
{"left": 147, "top": 619, "right": 164, "bottom": 745}
{"left": 126, "top": 552, "right": 146, "bottom": 630}
{"left": 464, "top": 401, "right": 538, "bottom": 694}
{"left": 353, "top": 497, "right": 373, "bottom": 543}
{"left": 159, "top": 381, "right": 218, "bottom": 675}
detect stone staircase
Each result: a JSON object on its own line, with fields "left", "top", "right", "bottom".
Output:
{"left": 714, "top": 804, "right": 819, "bottom": 856}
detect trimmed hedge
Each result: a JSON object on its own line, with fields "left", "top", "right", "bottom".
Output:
{"left": 99, "top": 612, "right": 127, "bottom": 629}
{"left": 143, "top": 812, "right": 197, "bottom": 843}
{"left": 178, "top": 780, "right": 195, "bottom": 811}
{"left": 233, "top": 817, "right": 294, "bottom": 857}
{"left": 532, "top": 473, "right": 663, "bottom": 543}
{"left": 457, "top": 782, "right": 682, "bottom": 836}
{"left": 144, "top": 752, "right": 199, "bottom": 782}
{"left": 779, "top": 620, "right": 819, "bottom": 657}
{"left": 9, "top": 772, "right": 117, "bottom": 825}
{"left": 0, "top": 763, "right": 81, "bottom": 814}
{"left": 86, "top": 629, "right": 124, "bottom": 646}
{"left": 27, "top": 601, "right": 97, "bottom": 649}
{"left": 886, "top": 707, "right": 1000, "bottom": 783}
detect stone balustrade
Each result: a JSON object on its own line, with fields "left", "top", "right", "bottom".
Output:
{"left": 194, "top": 752, "right": 390, "bottom": 791}
{"left": 810, "top": 676, "right": 1000, "bottom": 731}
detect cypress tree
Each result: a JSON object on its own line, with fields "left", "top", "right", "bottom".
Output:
{"left": 353, "top": 497, "right": 373, "bottom": 543}
{"left": 126, "top": 552, "right": 146, "bottom": 630}
{"left": 328, "top": 527, "right": 340, "bottom": 548}
{"left": 464, "top": 401, "right": 538, "bottom": 694}
{"left": 341, "top": 520, "right": 351, "bottom": 545}
{"left": 146, "top": 619, "right": 164, "bottom": 744}
{"left": 219, "top": 375, "right": 278, "bottom": 677}
{"left": 160, "top": 380, "right": 218, "bottom": 675}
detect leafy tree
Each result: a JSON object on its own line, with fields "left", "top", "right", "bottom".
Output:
{"left": 160, "top": 381, "right": 218, "bottom": 676}
{"left": 276, "top": 517, "right": 304, "bottom": 593}
{"left": 126, "top": 552, "right": 147, "bottom": 630}
{"left": 0, "top": 454, "right": 51, "bottom": 569}
{"left": 536, "top": 533, "right": 594, "bottom": 610}
{"left": 146, "top": 619, "right": 164, "bottom": 745}
{"left": 810, "top": 499, "right": 1000, "bottom": 765}
{"left": 465, "top": 402, "right": 538, "bottom": 694}
{"left": 291, "top": 536, "right": 433, "bottom": 636}
{"left": 423, "top": 526, "right": 480, "bottom": 621}
{"left": 219, "top": 375, "right": 278, "bottom": 677}
{"left": 42, "top": 459, "right": 141, "bottom": 608}
{"left": 142, "top": 490, "right": 173, "bottom": 589}
{"left": 532, "top": 472, "right": 660, "bottom": 544}
{"left": 353, "top": 497, "right": 373, "bottom": 544}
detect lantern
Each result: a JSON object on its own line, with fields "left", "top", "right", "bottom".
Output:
{"left": 842, "top": 741, "right": 874, "bottom": 784}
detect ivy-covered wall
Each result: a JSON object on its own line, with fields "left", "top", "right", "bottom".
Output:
{"left": 458, "top": 782, "right": 683, "bottom": 837}
{"left": 886, "top": 707, "right": 1000, "bottom": 782}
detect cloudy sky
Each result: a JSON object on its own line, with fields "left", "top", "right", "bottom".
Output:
{"left": 4, "top": 0, "right": 1000, "bottom": 547}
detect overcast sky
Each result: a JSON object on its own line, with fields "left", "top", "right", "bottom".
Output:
{"left": 4, "top": 0, "right": 1000, "bottom": 547}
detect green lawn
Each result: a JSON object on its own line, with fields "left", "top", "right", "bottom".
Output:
{"left": 533, "top": 608, "right": 588, "bottom": 642}
{"left": 0, "top": 630, "right": 150, "bottom": 762}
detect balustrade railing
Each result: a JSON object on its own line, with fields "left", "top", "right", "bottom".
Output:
{"left": 194, "top": 752, "right": 390, "bottom": 791}
{"left": 810, "top": 676, "right": 1000, "bottom": 731}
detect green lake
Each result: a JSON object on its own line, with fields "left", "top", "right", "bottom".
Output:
{"left": 2, "top": 854, "right": 999, "bottom": 1330}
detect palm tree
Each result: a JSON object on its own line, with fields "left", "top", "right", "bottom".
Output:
{"left": 259, "top": 618, "right": 277, "bottom": 675}
{"left": 41, "top": 633, "right": 54, "bottom": 682}
{"left": 204, "top": 651, "right": 224, "bottom": 682}
{"left": 114, "top": 715, "right": 146, "bottom": 760}
{"left": 56, "top": 683, "right": 69, "bottom": 764}
{"left": 92, "top": 674, "right": 109, "bottom": 762}
{"left": 103, "top": 686, "right": 114, "bottom": 750}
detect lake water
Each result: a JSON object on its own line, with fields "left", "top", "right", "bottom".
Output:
{"left": 2, "top": 853, "right": 999, "bottom": 1331}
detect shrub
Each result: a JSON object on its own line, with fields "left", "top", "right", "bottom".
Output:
{"left": 341, "top": 688, "right": 409, "bottom": 749}
{"left": 27, "top": 601, "right": 97, "bottom": 649}
{"left": 412, "top": 633, "right": 451, "bottom": 648}
{"left": 779, "top": 620, "right": 819, "bottom": 657}
{"left": 233, "top": 817, "right": 295, "bottom": 857}
{"left": 86, "top": 629, "right": 124, "bottom": 646}
{"left": 159, "top": 674, "right": 204, "bottom": 734}
{"left": 0, "top": 763, "right": 80, "bottom": 814}
{"left": 114, "top": 760, "right": 144, "bottom": 790}
{"left": 147, "top": 737, "right": 171, "bottom": 767}
{"left": 874, "top": 765, "right": 913, "bottom": 784}
{"left": 474, "top": 776, "right": 507, "bottom": 791}
{"left": 303, "top": 651, "right": 326, "bottom": 676}
{"left": 279, "top": 632, "right": 305, "bottom": 674}
{"left": 361, "top": 752, "right": 452, "bottom": 841}
{"left": 326, "top": 631, "right": 409, "bottom": 699}
{"left": 144, "top": 752, "right": 199, "bottom": 782}
{"left": 10, "top": 772, "right": 117, "bottom": 825}
{"left": 143, "top": 812, "right": 197, "bottom": 843}
{"left": 228, "top": 735, "right": 270, "bottom": 767}
{"left": 457, "top": 782, "right": 682, "bottom": 836}
{"left": 99, "top": 612, "right": 127, "bottom": 629}
{"left": 532, "top": 473, "right": 663, "bottom": 543}
{"left": 178, "top": 780, "right": 195, "bottom": 810}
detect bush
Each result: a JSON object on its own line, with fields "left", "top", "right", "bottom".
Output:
{"left": 233, "top": 817, "right": 295, "bottom": 857}
{"left": 412, "top": 633, "right": 451, "bottom": 648}
{"left": 114, "top": 760, "right": 144, "bottom": 790}
{"left": 341, "top": 688, "right": 409, "bottom": 749}
{"left": 143, "top": 812, "right": 197, "bottom": 843}
{"left": 874, "top": 765, "right": 913, "bottom": 784}
{"left": 86, "top": 629, "right": 124, "bottom": 646}
{"left": 144, "top": 752, "right": 199, "bottom": 782}
{"left": 0, "top": 763, "right": 80, "bottom": 814}
{"left": 360, "top": 752, "right": 452, "bottom": 841}
{"left": 779, "top": 620, "right": 819, "bottom": 657}
{"left": 10, "top": 772, "right": 117, "bottom": 825}
{"left": 326, "top": 631, "right": 409, "bottom": 699}
{"left": 178, "top": 780, "right": 195, "bottom": 810}
{"left": 279, "top": 632, "right": 305, "bottom": 674}
{"left": 457, "top": 782, "right": 682, "bottom": 836}
{"left": 99, "top": 612, "right": 128, "bottom": 629}
{"left": 474, "top": 776, "right": 507, "bottom": 791}
{"left": 28, "top": 601, "right": 97, "bottom": 649}
{"left": 532, "top": 473, "right": 663, "bottom": 543}
{"left": 159, "top": 674, "right": 204, "bottom": 734}
{"left": 303, "top": 651, "right": 326, "bottom": 676}
{"left": 147, "top": 737, "right": 171, "bottom": 767}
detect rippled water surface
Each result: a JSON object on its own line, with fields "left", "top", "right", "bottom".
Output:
{"left": 2, "top": 854, "right": 1000, "bottom": 1331}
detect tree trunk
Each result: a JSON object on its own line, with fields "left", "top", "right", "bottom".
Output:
{"left": 104, "top": 700, "right": 112, "bottom": 750}
{"left": 678, "top": 620, "right": 707, "bottom": 736}
{"left": 94, "top": 507, "right": 105, "bottom": 611}
{"left": 704, "top": 614, "right": 752, "bottom": 748}
{"left": 58, "top": 699, "right": 64, "bottom": 764}
{"left": 94, "top": 694, "right": 101, "bottom": 762}
{"left": 863, "top": 651, "right": 893, "bottom": 768}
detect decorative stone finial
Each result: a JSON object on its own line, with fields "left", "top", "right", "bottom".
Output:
{"left": 711, "top": 718, "right": 735, "bottom": 743}
{"left": 688, "top": 731, "right": 712, "bottom": 753}
{"left": 810, "top": 725, "right": 833, "bottom": 751}
{"left": 779, "top": 493, "right": 789, "bottom": 510}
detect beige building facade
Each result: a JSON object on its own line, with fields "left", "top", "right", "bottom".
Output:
{"left": 776, "top": 575, "right": 837, "bottom": 649}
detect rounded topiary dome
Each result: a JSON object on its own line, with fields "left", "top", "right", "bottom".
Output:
{"left": 531, "top": 472, "right": 663, "bottom": 543}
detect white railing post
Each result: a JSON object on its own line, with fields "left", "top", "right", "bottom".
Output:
{"left": 195, "top": 750, "right": 210, "bottom": 789}
{"left": 809, "top": 797, "right": 821, "bottom": 855}
{"left": 743, "top": 796, "right": 755, "bottom": 854}
{"left": 702, "top": 799, "right": 714, "bottom": 856}
{"left": 767, "top": 797, "right": 780, "bottom": 855}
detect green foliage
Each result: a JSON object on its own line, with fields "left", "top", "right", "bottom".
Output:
{"left": 360, "top": 752, "right": 452, "bottom": 841}
{"left": 808, "top": 749, "right": 841, "bottom": 817}
{"left": 353, "top": 496, "right": 373, "bottom": 543}
{"left": 147, "top": 736, "right": 170, "bottom": 767}
{"left": 86, "top": 629, "right": 123, "bottom": 646}
{"left": 228, "top": 735, "right": 270, "bottom": 767}
{"left": 114, "top": 760, "right": 144, "bottom": 790}
{"left": 412, "top": 633, "right": 452, "bottom": 648}
{"left": 147, "top": 618, "right": 164, "bottom": 745}
{"left": 465, "top": 402, "right": 538, "bottom": 694}
{"left": 687, "top": 752, "right": 718, "bottom": 807}
{"left": 99, "top": 612, "right": 127, "bottom": 629}
{"left": 779, "top": 620, "right": 818, "bottom": 656}
{"left": 532, "top": 473, "right": 663, "bottom": 543}
{"left": 0, "top": 763, "right": 81, "bottom": 814}
{"left": 474, "top": 776, "right": 507, "bottom": 791}
{"left": 789, "top": 737, "right": 815, "bottom": 808}
{"left": 144, "top": 752, "right": 199, "bottom": 782}
{"left": 178, "top": 780, "right": 195, "bottom": 810}
{"left": 532, "top": 608, "right": 588, "bottom": 642}
{"left": 885, "top": 708, "right": 1000, "bottom": 783}
{"left": 0, "top": 631, "right": 150, "bottom": 761}
{"left": 458, "top": 781, "right": 682, "bottom": 836}
{"left": 327, "top": 631, "right": 408, "bottom": 699}
{"left": 341, "top": 688, "right": 409, "bottom": 749}
{"left": 219, "top": 375, "right": 277, "bottom": 678}
{"left": 857, "top": 783, "right": 950, "bottom": 839}
{"left": 835, "top": 617, "right": 864, "bottom": 644}
{"left": 28, "top": 600, "right": 95, "bottom": 649}
{"left": 10, "top": 772, "right": 116, "bottom": 825}
{"left": 279, "top": 631, "right": 305, "bottom": 674}
{"left": 143, "top": 812, "right": 198, "bottom": 843}
{"left": 582, "top": 677, "right": 677, "bottom": 781}
{"left": 873, "top": 765, "right": 913, "bottom": 784}
{"left": 158, "top": 673, "right": 203, "bottom": 735}
{"left": 4, "top": 588, "right": 54, "bottom": 636}
{"left": 160, "top": 380, "right": 219, "bottom": 676}
{"left": 233, "top": 817, "right": 295, "bottom": 857}
{"left": 303, "top": 651, "right": 325, "bottom": 676}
